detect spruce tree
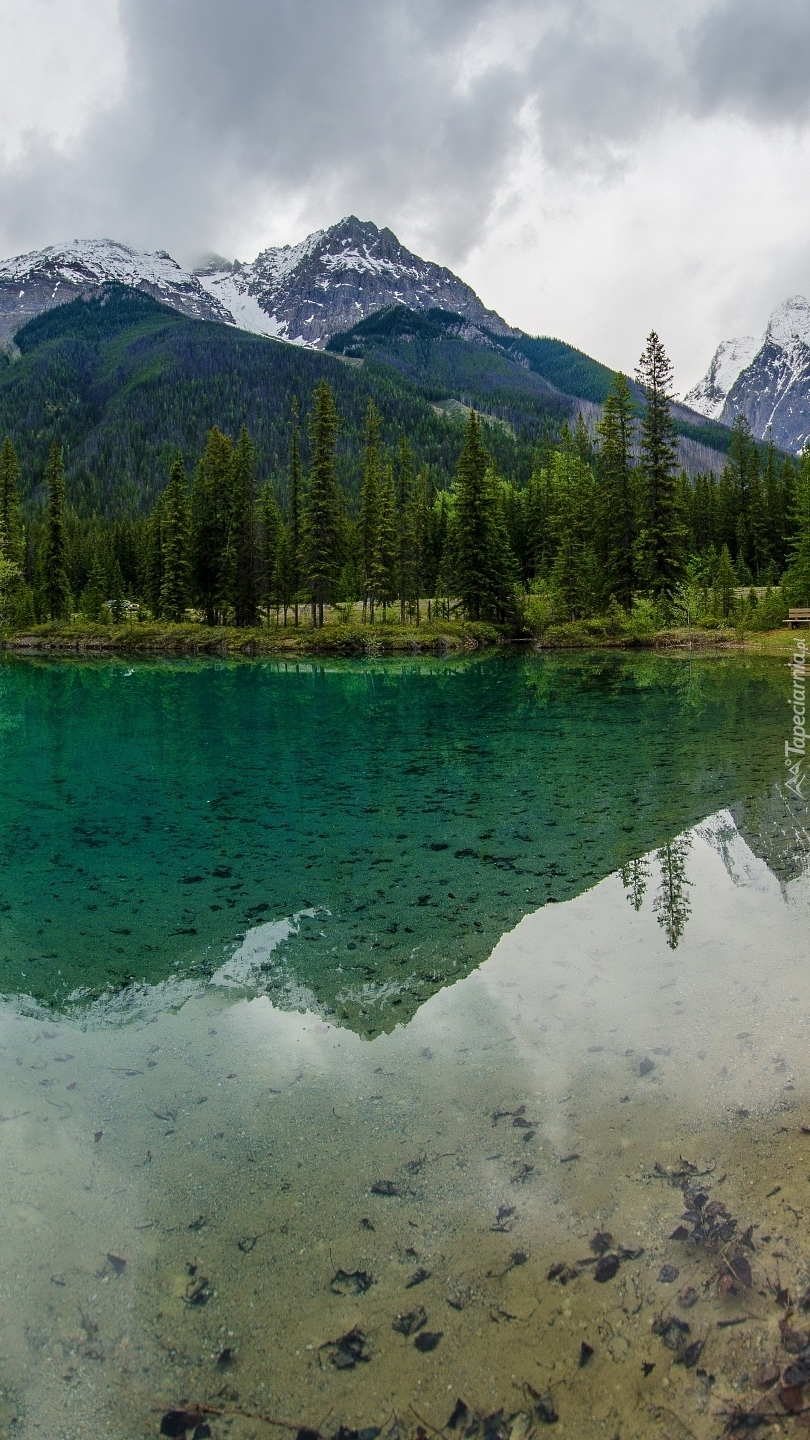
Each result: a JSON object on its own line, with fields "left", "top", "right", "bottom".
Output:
{"left": 42, "top": 441, "right": 71, "bottom": 621}
{"left": 191, "top": 426, "right": 233, "bottom": 624}
{"left": 259, "top": 479, "right": 283, "bottom": 621}
{"left": 783, "top": 444, "right": 810, "bottom": 605}
{"left": 146, "top": 495, "right": 164, "bottom": 615}
{"left": 80, "top": 553, "right": 108, "bottom": 621}
{"left": 358, "top": 401, "right": 382, "bottom": 620}
{"left": 635, "top": 332, "right": 684, "bottom": 594}
{"left": 548, "top": 426, "right": 599, "bottom": 620}
{"left": 231, "top": 425, "right": 260, "bottom": 626}
{"left": 712, "top": 543, "right": 737, "bottom": 619}
{"left": 395, "top": 434, "right": 418, "bottom": 623}
{"left": 0, "top": 437, "right": 24, "bottom": 571}
{"left": 159, "top": 458, "right": 191, "bottom": 622}
{"left": 274, "top": 525, "right": 295, "bottom": 625}
{"left": 453, "top": 412, "right": 515, "bottom": 621}
{"left": 373, "top": 459, "right": 397, "bottom": 620}
{"left": 288, "top": 399, "right": 304, "bottom": 625}
{"left": 595, "top": 373, "right": 636, "bottom": 608}
{"left": 304, "top": 381, "right": 341, "bottom": 626}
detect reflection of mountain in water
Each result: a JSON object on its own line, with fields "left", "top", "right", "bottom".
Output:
{"left": 0, "top": 653, "right": 802, "bottom": 1035}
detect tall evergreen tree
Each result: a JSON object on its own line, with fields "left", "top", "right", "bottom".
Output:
{"left": 159, "top": 458, "right": 191, "bottom": 621}
{"left": 453, "top": 412, "right": 515, "bottom": 621}
{"left": 372, "top": 459, "right": 397, "bottom": 620}
{"left": 146, "top": 494, "right": 164, "bottom": 614}
{"left": 0, "top": 437, "right": 24, "bottom": 571}
{"left": 548, "top": 426, "right": 599, "bottom": 620}
{"left": 259, "top": 479, "right": 283, "bottom": 621}
{"left": 783, "top": 444, "right": 810, "bottom": 605}
{"left": 595, "top": 373, "right": 636, "bottom": 608}
{"left": 42, "top": 441, "right": 71, "bottom": 620}
{"left": 305, "top": 381, "right": 341, "bottom": 626}
{"left": 635, "top": 332, "right": 684, "bottom": 594}
{"left": 191, "top": 426, "right": 233, "bottom": 624}
{"left": 358, "top": 401, "right": 382, "bottom": 620}
{"left": 231, "top": 425, "right": 261, "bottom": 626}
{"left": 288, "top": 399, "right": 304, "bottom": 625}
{"left": 274, "top": 525, "right": 295, "bottom": 625}
{"left": 395, "top": 434, "right": 418, "bottom": 623}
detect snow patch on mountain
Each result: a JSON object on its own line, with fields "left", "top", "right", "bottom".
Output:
{"left": 684, "top": 335, "right": 760, "bottom": 419}
{"left": 195, "top": 216, "right": 516, "bottom": 348}
{"left": 0, "top": 238, "right": 234, "bottom": 344}
{"left": 685, "top": 293, "right": 810, "bottom": 451}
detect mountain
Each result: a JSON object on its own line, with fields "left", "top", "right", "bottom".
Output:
{"left": 0, "top": 287, "right": 736, "bottom": 516}
{"left": 0, "top": 286, "right": 548, "bottom": 515}
{"left": 194, "top": 215, "right": 517, "bottom": 347}
{"left": 0, "top": 238, "right": 232, "bottom": 346}
{"left": 685, "top": 295, "right": 810, "bottom": 452}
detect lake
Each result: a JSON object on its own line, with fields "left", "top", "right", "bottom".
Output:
{"left": 0, "top": 651, "right": 808, "bottom": 1440}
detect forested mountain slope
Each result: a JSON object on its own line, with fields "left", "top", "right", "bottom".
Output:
{"left": 0, "top": 286, "right": 739, "bottom": 516}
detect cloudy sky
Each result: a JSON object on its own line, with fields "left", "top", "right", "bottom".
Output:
{"left": 1, "top": 0, "right": 808, "bottom": 389}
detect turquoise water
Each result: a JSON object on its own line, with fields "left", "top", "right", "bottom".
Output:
{"left": 0, "top": 652, "right": 801, "bottom": 1031}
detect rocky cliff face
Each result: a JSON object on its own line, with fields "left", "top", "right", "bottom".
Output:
{"left": 685, "top": 296, "right": 810, "bottom": 452}
{"left": 0, "top": 219, "right": 515, "bottom": 354}
{"left": 194, "top": 215, "right": 517, "bottom": 347}
{"left": 0, "top": 238, "right": 232, "bottom": 346}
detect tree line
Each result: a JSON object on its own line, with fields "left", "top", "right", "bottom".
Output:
{"left": 1, "top": 332, "right": 809, "bottom": 631}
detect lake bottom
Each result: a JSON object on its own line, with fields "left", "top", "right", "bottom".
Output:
{"left": 1, "top": 812, "right": 810, "bottom": 1440}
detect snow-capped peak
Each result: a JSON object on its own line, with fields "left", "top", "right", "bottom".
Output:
{"left": 684, "top": 335, "right": 760, "bottom": 420}
{"left": 764, "top": 294, "right": 810, "bottom": 351}
{"left": 0, "top": 237, "right": 235, "bottom": 343}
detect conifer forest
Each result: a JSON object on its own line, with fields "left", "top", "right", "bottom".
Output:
{"left": 1, "top": 331, "right": 809, "bottom": 637}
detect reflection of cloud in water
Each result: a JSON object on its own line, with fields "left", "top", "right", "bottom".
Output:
{"left": 407, "top": 812, "right": 810, "bottom": 1122}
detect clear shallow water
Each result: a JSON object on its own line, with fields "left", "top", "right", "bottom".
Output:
{"left": 0, "top": 653, "right": 809, "bottom": 1440}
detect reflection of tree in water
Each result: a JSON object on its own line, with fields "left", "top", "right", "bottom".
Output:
{"left": 653, "top": 834, "right": 693, "bottom": 949}
{"left": 621, "top": 856, "right": 651, "bottom": 911}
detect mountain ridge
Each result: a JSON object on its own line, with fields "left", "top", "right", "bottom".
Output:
{"left": 686, "top": 294, "right": 810, "bottom": 452}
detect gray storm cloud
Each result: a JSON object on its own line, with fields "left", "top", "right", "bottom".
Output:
{"left": 1, "top": 0, "right": 810, "bottom": 379}
{"left": 0, "top": 0, "right": 749, "bottom": 260}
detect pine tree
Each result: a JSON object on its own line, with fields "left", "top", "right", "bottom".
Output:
{"left": 358, "top": 401, "right": 382, "bottom": 620}
{"left": 595, "top": 373, "right": 636, "bottom": 608}
{"left": 635, "top": 332, "right": 684, "bottom": 594}
{"left": 288, "top": 399, "right": 304, "bottom": 625}
{"left": 783, "top": 444, "right": 810, "bottom": 605}
{"left": 724, "top": 413, "right": 763, "bottom": 571}
{"left": 395, "top": 434, "right": 418, "bottom": 623}
{"left": 80, "top": 552, "right": 108, "bottom": 621}
{"left": 453, "top": 413, "right": 515, "bottom": 621}
{"left": 274, "top": 525, "right": 295, "bottom": 625}
{"left": 548, "top": 425, "right": 599, "bottom": 620}
{"left": 524, "top": 453, "right": 555, "bottom": 580}
{"left": 259, "top": 480, "right": 283, "bottom": 621}
{"left": 146, "top": 494, "right": 164, "bottom": 615}
{"left": 712, "top": 542, "right": 737, "bottom": 619}
{"left": 304, "top": 381, "right": 341, "bottom": 626}
{"left": 159, "top": 458, "right": 190, "bottom": 622}
{"left": 0, "top": 437, "right": 24, "bottom": 571}
{"left": 372, "top": 459, "right": 397, "bottom": 620}
{"left": 231, "top": 425, "right": 260, "bottom": 626}
{"left": 109, "top": 558, "right": 126, "bottom": 623}
{"left": 191, "top": 426, "right": 233, "bottom": 624}
{"left": 412, "top": 466, "right": 430, "bottom": 624}
{"left": 42, "top": 441, "right": 71, "bottom": 620}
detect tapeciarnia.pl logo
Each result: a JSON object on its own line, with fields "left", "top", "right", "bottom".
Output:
{"left": 786, "top": 639, "right": 807, "bottom": 802}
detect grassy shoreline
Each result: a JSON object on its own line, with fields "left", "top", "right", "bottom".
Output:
{"left": 0, "top": 617, "right": 803, "bottom": 656}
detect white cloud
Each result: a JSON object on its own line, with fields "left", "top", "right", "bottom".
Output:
{"left": 0, "top": 0, "right": 809, "bottom": 390}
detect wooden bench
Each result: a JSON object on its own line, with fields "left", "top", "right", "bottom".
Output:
{"left": 785, "top": 608, "right": 810, "bottom": 627}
